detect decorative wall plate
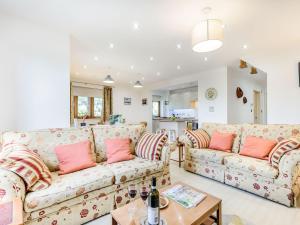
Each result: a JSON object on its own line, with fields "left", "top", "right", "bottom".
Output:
{"left": 243, "top": 96, "right": 248, "bottom": 104}
{"left": 205, "top": 88, "right": 218, "bottom": 101}
{"left": 236, "top": 87, "right": 243, "bottom": 98}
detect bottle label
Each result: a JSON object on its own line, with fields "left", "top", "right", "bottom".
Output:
{"left": 148, "top": 207, "right": 159, "bottom": 225}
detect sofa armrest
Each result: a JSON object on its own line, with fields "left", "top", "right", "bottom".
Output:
{"left": 160, "top": 145, "right": 171, "bottom": 165}
{"left": 276, "top": 150, "right": 300, "bottom": 190}
{"left": 0, "top": 168, "right": 26, "bottom": 204}
{"left": 177, "top": 135, "right": 192, "bottom": 148}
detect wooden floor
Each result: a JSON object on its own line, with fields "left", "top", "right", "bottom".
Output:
{"left": 88, "top": 160, "right": 300, "bottom": 225}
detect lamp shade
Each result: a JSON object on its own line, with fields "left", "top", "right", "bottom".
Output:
{"left": 192, "top": 19, "right": 223, "bottom": 52}
{"left": 133, "top": 80, "right": 143, "bottom": 88}
{"left": 103, "top": 75, "right": 114, "bottom": 84}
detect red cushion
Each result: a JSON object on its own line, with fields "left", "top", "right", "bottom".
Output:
{"left": 240, "top": 136, "right": 277, "bottom": 159}
{"left": 105, "top": 138, "right": 134, "bottom": 164}
{"left": 209, "top": 131, "right": 235, "bottom": 152}
{"left": 55, "top": 140, "right": 96, "bottom": 175}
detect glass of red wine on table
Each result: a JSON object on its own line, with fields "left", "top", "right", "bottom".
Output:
{"left": 127, "top": 183, "right": 150, "bottom": 217}
{"left": 128, "top": 184, "right": 137, "bottom": 216}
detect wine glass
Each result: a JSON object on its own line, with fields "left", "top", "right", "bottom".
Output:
{"left": 139, "top": 184, "right": 149, "bottom": 217}
{"left": 128, "top": 184, "right": 137, "bottom": 216}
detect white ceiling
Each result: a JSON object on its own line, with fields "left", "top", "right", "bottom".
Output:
{"left": 0, "top": 0, "right": 299, "bottom": 86}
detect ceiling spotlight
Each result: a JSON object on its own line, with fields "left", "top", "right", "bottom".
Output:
{"left": 130, "top": 65, "right": 134, "bottom": 70}
{"left": 204, "top": 57, "right": 208, "bottom": 61}
{"left": 142, "top": 77, "right": 145, "bottom": 81}
{"left": 243, "top": 44, "right": 248, "bottom": 49}
{"left": 133, "top": 80, "right": 143, "bottom": 88}
{"left": 83, "top": 65, "right": 87, "bottom": 69}
{"left": 109, "top": 43, "right": 114, "bottom": 48}
{"left": 149, "top": 56, "right": 154, "bottom": 61}
{"left": 133, "top": 22, "right": 139, "bottom": 30}
{"left": 177, "top": 65, "right": 181, "bottom": 70}
{"left": 176, "top": 44, "right": 182, "bottom": 49}
{"left": 156, "top": 72, "right": 161, "bottom": 76}
{"left": 103, "top": 75, "right": 115, "bottom": 84}
{"left": 94, "top": 56, "right": 99, "bottom": 61}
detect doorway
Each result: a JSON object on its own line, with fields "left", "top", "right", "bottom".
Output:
{"left": 253, "top": 90, "right": 261, "bottom": 124}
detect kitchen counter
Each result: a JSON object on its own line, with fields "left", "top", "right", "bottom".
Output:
{"left": 152, "top": 118, "right": 198, "bottom": 136}
{"left": 153, "top": 118, "right": 197, "bottom": 122}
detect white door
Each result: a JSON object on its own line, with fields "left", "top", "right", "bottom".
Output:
{"left": 253, "top": 90, "right": 261, "bottom": 124}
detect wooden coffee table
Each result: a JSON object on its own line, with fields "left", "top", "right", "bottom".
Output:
{"left": 111, "top": 182, "right": 222, "bottom": 225}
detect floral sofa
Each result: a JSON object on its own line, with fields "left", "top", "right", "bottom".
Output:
{"left": 180, "top": 123, "right": 300, "bottom": 207}
{"left": 0, "top": 124, "right": 171, "bottom": 225}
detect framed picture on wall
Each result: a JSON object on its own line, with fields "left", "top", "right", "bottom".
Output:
{"left": 142, "top": 98, "right": 147, "bottom": 105}
{"left": 124, "top": 97, "right": 131, "bottom": 105}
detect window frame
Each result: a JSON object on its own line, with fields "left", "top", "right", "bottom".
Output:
{"left": 152, "top": 101, "right": 161, "bottom": 117}
{"left": 74, "top": 96, "right": 102, "bottom": 119}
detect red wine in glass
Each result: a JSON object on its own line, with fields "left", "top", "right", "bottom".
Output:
{"left": 129, "top": 190, "right": 137, "bottom": 198}
{"left": 140, "top": 186, "right": 149, "bottom": 203}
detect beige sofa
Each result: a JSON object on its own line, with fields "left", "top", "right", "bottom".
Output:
{"left": 180, "top": 123, "right": 300, "bottom": 207}
{"left": 0, "top": 124, "right": 171, "bottom": 225}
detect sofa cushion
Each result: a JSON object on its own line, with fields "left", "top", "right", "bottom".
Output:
{"left": 92, "top": 125, "right": 145, "bottom": 162}
{"left": 24, "top": 164, "right": 114, "bottom": 212}
{"left": 187, "top": 148, "right": 233, "bottom": 164}
{"left": 103, "top": 157, "right": 165, "bottom": 184}
{"left": 1, "top": 127, "right": 95, "bottom": 172}
{"left": 224, "top": 155, "right": 278, "bottom": 179}
{"left": 202, "top": 123, "right": 242, "bottom": 153}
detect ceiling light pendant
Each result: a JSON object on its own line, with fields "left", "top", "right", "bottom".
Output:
{"left": 192, "top": 19, "right": 223, "bottom": 52}
{"left": 103, "top": 75, "right": 114, "bottom": 84}
{"left": 133, "top": 80, "right": 143, "bottom": 88}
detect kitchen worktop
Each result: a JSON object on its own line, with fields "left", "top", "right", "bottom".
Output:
{"left": 152, "top": 118, "right": 197, "bottom": 122}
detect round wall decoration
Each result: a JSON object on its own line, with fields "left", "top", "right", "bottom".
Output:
{"left": 205, "top": 88, "right": 218, "bottom": 101}
{"left": 236, "top": 87, "right": 243, "bottom": 98}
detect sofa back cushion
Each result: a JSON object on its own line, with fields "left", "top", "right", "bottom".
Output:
{"left": 202, "top": 123, "right": 242, "bottom": 153}
{"left": 209, "top": 131, "right": 236, "bottom": 152}
{"left": 240, "top": 124, "right": 300, "bottom": 150}
{"left": 184, "top": 129, "right": 210, "bottom": 149}
{"left": 92, "top": 124, "right": 146, "bottom": 162}
{"left": 1, "top": 127, "right": 95, "bottom": 172}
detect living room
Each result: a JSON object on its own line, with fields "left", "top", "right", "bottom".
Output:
{"left": 0, "top": 1, "right": 300, "bottom": 225}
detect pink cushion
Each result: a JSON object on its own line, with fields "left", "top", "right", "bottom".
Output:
{"left": 209, "top": 131, "right": 235, "bottom": 152}
{"left": 240, "top": 136, "right": 277, "bottom": 159}
{"left": 55, "top": 140, "right": 96, "bottom": 175}
{"left": 105, "top": 138, "right": 134, "bottom": 164}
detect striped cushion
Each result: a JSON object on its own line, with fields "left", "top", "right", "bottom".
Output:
{"left": 184, "top": 129, "right": 210, "bottom": 149}
{"left": 0, "top": 143, "right": 52, "bottom": 191}
{"left": 269, "top": 138, "right": 300, "bottom": 169}
{"left": 135, "top": 132, "right": 168, "bottom": 160}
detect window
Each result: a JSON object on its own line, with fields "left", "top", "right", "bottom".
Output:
{"left": 152, "top": 101, "right": 160, "bottom": 117}
{"left": 74, "top": 96, "right": 103, "bottom": 118}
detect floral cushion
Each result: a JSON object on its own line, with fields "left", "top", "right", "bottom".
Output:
{"left": 240, "top": 124, "right": 300, "bottom": 150}
{"left": 186, "top": 148, "right": 233, "bottom": 164}
{"left": 24, "top": 164, "right": 114, "bottom": 212}
{"left": 224, "top": 155, "right": 278, "bottom": 179}
{"left": 92, "top": 125, "right": 145, "bottom": 162}
{"left": 1, "top": 127, "right": 95, "bottom": 172}
{"left": 202, "top": 123, "right": 242, "bottom": 153}
{"left": 103, "top": 157, "right": 165, "bottom": 184}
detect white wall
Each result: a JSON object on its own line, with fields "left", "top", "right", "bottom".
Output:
{"left": 168, "top": 86, "right": 198, "bottom": 110}
{"left": 0, "top": 14, "right": 70, "bottom": 132}
{"left": 245, "top": 47, "right": 300, "bottom": 124}
{"left": 227, "top": 67, "right": 267, "bottom": 124}
{"left": 113, "top": 85, "right": 152, "bottom": 130}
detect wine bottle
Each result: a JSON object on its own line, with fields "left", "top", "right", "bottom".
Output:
{"left": 148, "top": 177, "right": 160, "bottom": 225}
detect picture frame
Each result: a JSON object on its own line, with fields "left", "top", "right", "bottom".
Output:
{"left": 124, "top": 97, "right": 131, "bottom": 105}
{"left": 142, "top": 98, "right": 147, "bottom": 105}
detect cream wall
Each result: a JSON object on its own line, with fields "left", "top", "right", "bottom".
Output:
{"left": 245, "top": 47, "right": 300, "bottom": 124}
{"left": 0, "top": 14, "right": 70, "bottom": 132}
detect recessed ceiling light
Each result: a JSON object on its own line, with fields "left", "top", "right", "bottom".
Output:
{"left": 156, "top": 72, "right": 161, "bottom": 76}
{"left": 130, "top": 65, "right": 134, "bottom": 70}
{"left": 94, "top": 56, "right": 99, "bottom": 61}
{"left": 109, "top": 43, "right": 114, "bottom": 48}
{"left": 149, "top": 56, "right": 154, "bottom": 61}
{"left": 204, "top": 57, "right": 208, "bottom": 61}
{"left": 83, "top": 65, "right": 87, "bottom": 69}
{"left": 133, "top": 22, "right": 139, "bottom": 30}
{"left": 142, "top": 77, "right": 145, "bottom": 80}
{"left": 243, "top": 44, "right": 248, "bottom": 49}
{"left": 221, "top": 24, "right": 225, "bottom": 28}
{"left": 177, "top": 65, "right": 181, "bottom": 70}
{"left": 176, "top": 44, "right": 182, "bottom": 49}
